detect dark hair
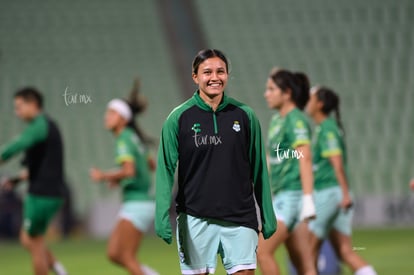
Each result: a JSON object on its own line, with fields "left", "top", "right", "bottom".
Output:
{"left": 192, "top": 49, "right": 229, "bottom": 74}
{"left": 14, "top": 87, "right": 43, "bottom": 108}
{"left": 125, "top": 78, "right": 155, "bottom": 146}
{"left": 315, "top": 87, "right": 344, "bottom": 134}
{"left": 269, "top": 69, "right": 310, "bottom": 110}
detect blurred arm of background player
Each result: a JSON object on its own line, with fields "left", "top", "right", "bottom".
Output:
{"left": 0, "top": 169, "right": 28, "bottom": 191}
{"left": 147, "top": 156, "right": 156, "bottom": 172}
{"left": 329, "top": 155, "right": 353, "bottom": 209}
{"left": 89, "top": 161, "right": 135, "bottom": 188}
{"left": 297, "top": 144, "right": 316, "bottom": 221}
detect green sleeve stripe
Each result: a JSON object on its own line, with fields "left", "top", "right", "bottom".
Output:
{"left": 321, "top": 149, "right": 342, "bottom": 158}
{"left": 292, "top": 139, "right": 310, "bottom": 148}
{"left": 1, "top": 115, "right": 48, "bottom": 161}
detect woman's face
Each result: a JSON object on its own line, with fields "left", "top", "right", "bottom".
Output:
{"left": 264, "top": 78, "right": 284, "bottom": 110}
{"left": 192, "top": 57, "right": 228, "bottom": 98}
{"left": 305, "top": 91, "right": 319, "bottom": 117}
{"left": 105, "top": 108, "right": 124, "bottom": 131}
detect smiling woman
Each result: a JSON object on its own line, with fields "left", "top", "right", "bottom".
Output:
{"left": 155, "top": 49, "right": 277, "bottom": 275}
{"left": 191, "top": 49, "right": 229, "bottom": 111}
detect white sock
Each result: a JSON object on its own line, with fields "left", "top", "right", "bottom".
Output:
{"left": 141, "top": 264, "right": 159, "bottom": 275}
{"left": 53, "top": 261, "right": 68, "bottom": 275}
{"left": 355, "top": 265, "right": 377, "bottom": 275}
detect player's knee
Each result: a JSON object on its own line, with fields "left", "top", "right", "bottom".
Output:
{"left": 107, "top": 247, "right": 122, "bottom": 264}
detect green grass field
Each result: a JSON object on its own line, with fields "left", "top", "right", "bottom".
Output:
{"left": 0, "top": 228, "right": 412, "bottom": 274}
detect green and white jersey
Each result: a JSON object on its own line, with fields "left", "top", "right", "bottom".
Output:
{"left": 115, "top": 127, "right": 152, "bottom": 202}
{"left": 267, "top": 108, "right": 311, "bottom": 193}
{"left": 312, "top": 117, "right": 347, "bottom": 190}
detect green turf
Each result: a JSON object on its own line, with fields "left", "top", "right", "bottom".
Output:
{"left": 0, "top": 228, "right": 412, "bottom": 274}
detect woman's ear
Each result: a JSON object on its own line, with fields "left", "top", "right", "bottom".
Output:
{"left": 317, "top": 100, "right": 324, "bottom": 110}
{"left": 192, "top": 73, "right": 199, "bottom": 85}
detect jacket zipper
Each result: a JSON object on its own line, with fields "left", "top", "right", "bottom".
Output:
{"left": 213, "top": 112, "right": 218, "bottom": 134}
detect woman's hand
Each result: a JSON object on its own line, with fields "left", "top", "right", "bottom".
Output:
{"left": 410, "top": 178, "right": 414, "bottom": 191}
{"left": 89, "top": 167, "right": 104, "bottom": 182}
{"left": 340, "top": 192, "right": 353, "bottom": 209}
{"left": 0, "top": 177, "right": 14, "bottom": 191}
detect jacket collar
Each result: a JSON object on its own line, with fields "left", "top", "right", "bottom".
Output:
{"left": 193, "top": 90, "right": 229, "bottom": 112}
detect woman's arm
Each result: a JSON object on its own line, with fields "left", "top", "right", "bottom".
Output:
{"left": 297, "top": 144, "right": 316, "bottom": 221}
{"left": 329, "top": 155, "right": 352, "bottom": 209}
{"left": 155, "top": 114, "right": 180, "bottom": 244}
{"left": 90, "top": 161, "right": 135, "bottom": 183}
{"left": 297, "top": 144, "right": 313, "bottom": 195}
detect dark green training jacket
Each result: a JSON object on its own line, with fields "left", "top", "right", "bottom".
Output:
{"left": 155, "top": 91, "right": 277, "bottom": 244}
{"left": 1, "top": 114, "right": 65, "bottom": 197}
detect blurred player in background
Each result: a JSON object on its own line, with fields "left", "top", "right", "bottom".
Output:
{"left": 155, "top": 49, "right": 276, "bottom": 275}
{"left": 305, "top": 86, "right": 377, "bottom": 275}
{"left": 258, "top": 69, "right": 316, "bottom": 275}
{"left": 0, "top": 88, "right": 68, "bottom": 275}
{"left": 89, "top": 82, "right": 158, "bottom": 275}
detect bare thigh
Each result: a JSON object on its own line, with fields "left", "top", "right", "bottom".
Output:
{"left": 107, "top": 219, "right": 143, "bottom": 261}
{"left": 285, "top": 222, "right": 317, "bottom": 275}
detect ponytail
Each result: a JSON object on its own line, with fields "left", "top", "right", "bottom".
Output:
{"left": 125, "top": 78, "right": 156, "bottom": 146}
{"left": 293, "top": 72, "right": 310, "bottom": 110}
{"left": 315, "top": 87, "right": 345, "bottom": 136}
{"left": 334, "top": 102, "right": 345, "bottom": 136}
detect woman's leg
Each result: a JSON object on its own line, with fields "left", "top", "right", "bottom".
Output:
{"left": 45, "top": 248, "right": 68, "bottom": 275}
{"left": 20, "top": 230, "right": 49, "bottom": 275}
{"left": 307, "top": 230, "right": 323, "bottom": 268}
{"left": 301, "top": 220, "right": 324, "bottom": 269}
{"left": 329, "top": 229, "right": 376, "bottom": 274}
{"left": 107, "top": 219, "right": 144, "bottom": 275}
{"left": 257, "top": 220, "right": 290, "bottom": 275}
{"left": 285, "top": 222, "right": 317, "bottom": 275}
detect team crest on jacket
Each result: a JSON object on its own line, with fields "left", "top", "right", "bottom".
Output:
{"left": 232, "top": 121, "right": 241, "bottom": 132}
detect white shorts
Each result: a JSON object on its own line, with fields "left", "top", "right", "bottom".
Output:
{"left": 309, "top": 187, "right": 353, "bottom": 238}
{"left": 177, "top": 213, "right": 258, "bottom": 275}
{"left": 119, "top": 200, "right": 155, "bottom": 232}
{"left": 273, "top": 190, "right": 303, "bottom": 231}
